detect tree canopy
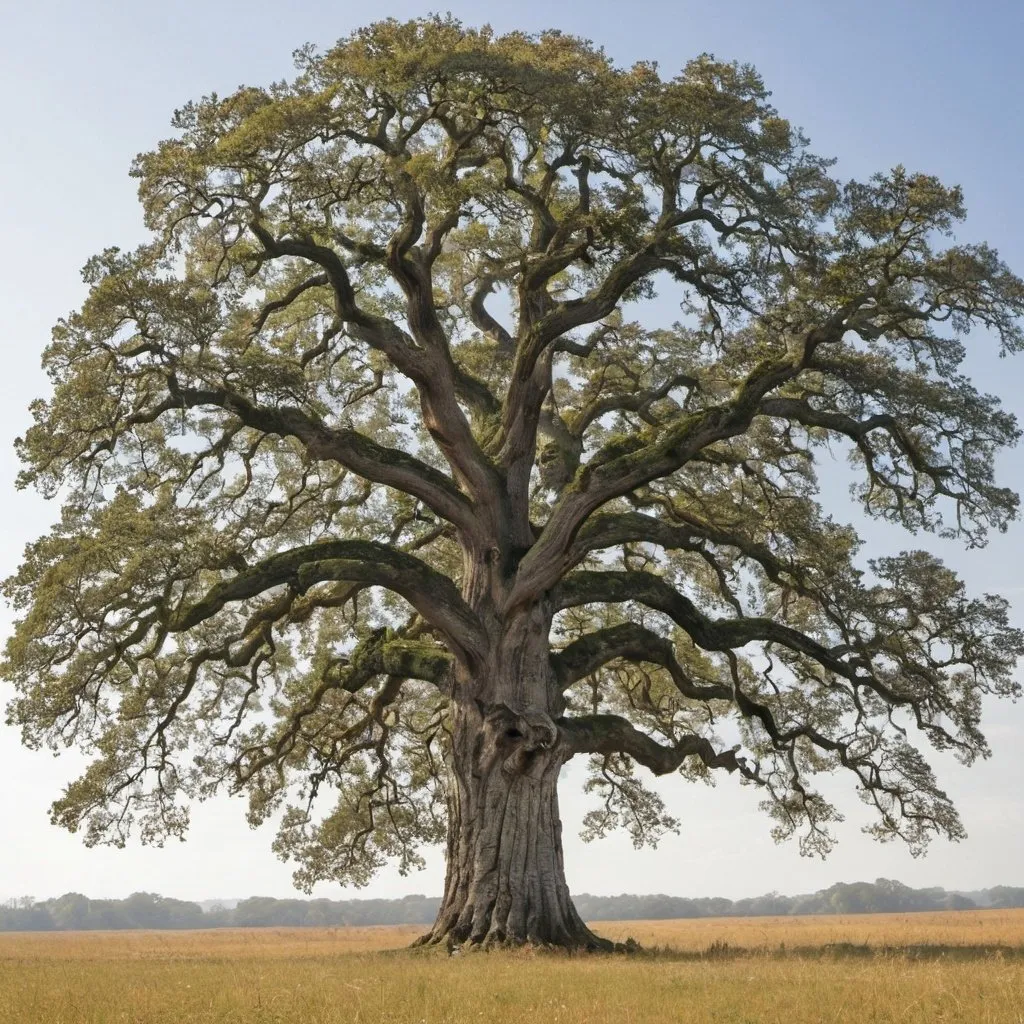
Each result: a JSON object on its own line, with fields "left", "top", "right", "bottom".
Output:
{"left": 4, "top": 17, "right": 1023, "bottom": 946}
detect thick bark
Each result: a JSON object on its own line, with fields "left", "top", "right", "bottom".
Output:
{"left": 409, "top": 541, "right": 618, "bottom": 952}
{"left": 413, "top": 582, "right": 608, "bottom": 950}
{"left": 416, "top": 700, "right": 610, "bottom": 950}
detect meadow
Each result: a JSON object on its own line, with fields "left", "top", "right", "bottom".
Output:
{"left": 2, "top": 910, "right": 1023, "bottom": 1023}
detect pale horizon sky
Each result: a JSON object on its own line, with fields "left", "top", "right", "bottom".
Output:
{"left": 2, "top": 0, "right": 1023, "bottom": 906}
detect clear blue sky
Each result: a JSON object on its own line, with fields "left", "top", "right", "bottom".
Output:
{"left": 2, "top": 0, "right": 1023, "bottom": 904}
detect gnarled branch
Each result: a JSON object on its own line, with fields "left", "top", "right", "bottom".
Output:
{"left": 169, "top": 538, "right": 486, "bottom": 666}
{"left": 560, "top": 713, "right": 753, "bottom": 777}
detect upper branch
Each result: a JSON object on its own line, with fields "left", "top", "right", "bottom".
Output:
{"left": 250, "top": 221, "right": 501, "bottom": 515}
{"left": 553, "top": 569, "right": 857, "bottom": 680}
{"left": 169, "top": 538, "right": 486, "bottom": 666}
{"left": 511, "top": 317, "right": 850, "bottom": 604}
{"left": 166, "top": 379, "right": 480, "bottom": 541}
{"left": 757, "top": 396, "right": 978, "bottom": 513}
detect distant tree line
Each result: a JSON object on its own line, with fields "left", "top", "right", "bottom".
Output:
{"left": 2, "top": 880, "right": 1023, "bottom": 932}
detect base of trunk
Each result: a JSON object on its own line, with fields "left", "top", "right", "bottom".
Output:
{"left": 413, "top": 880, "right": 613, "bottom": 953}
{"left": 414, "top": 926, "right": 614, "bottom": 953}
{"left": 413, "top": 907, "right": 612, "bottom": 952}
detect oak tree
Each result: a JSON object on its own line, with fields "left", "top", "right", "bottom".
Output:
{"left": 5, "top": 18, "right": 1024, "bottom": 950}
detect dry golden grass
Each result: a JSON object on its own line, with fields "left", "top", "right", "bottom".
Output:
{"left": 1, "top": 910, "right": 1023, "bottom": 1023}
{"left": 593, "top": 907, "right": 1024, "bottom": 951}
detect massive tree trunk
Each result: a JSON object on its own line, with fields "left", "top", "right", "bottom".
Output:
{"left": 416, "top": 702, "right": 608, "bottom": 950}
{"left": 416, "top": 599, "right": 610, "bottom": 951}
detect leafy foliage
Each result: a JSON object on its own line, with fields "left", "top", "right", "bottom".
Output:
{"left": 4, "top": 17, "right": 1023, "bottom": 889}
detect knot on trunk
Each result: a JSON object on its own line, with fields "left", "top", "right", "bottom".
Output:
{"left": 475, "top": 702, "right": 560, "bottom": 779}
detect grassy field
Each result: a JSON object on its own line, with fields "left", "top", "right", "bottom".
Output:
{"left": 1, "top": 910, "right": 1023, "bottom": 1023}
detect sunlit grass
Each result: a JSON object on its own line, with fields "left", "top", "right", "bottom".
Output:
{"left": 2, "top": 910, "right": 1023, "bottom": 1023}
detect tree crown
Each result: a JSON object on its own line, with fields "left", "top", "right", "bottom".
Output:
{"left": 5, "top": 16, "right": 1024, "bottom": 887}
